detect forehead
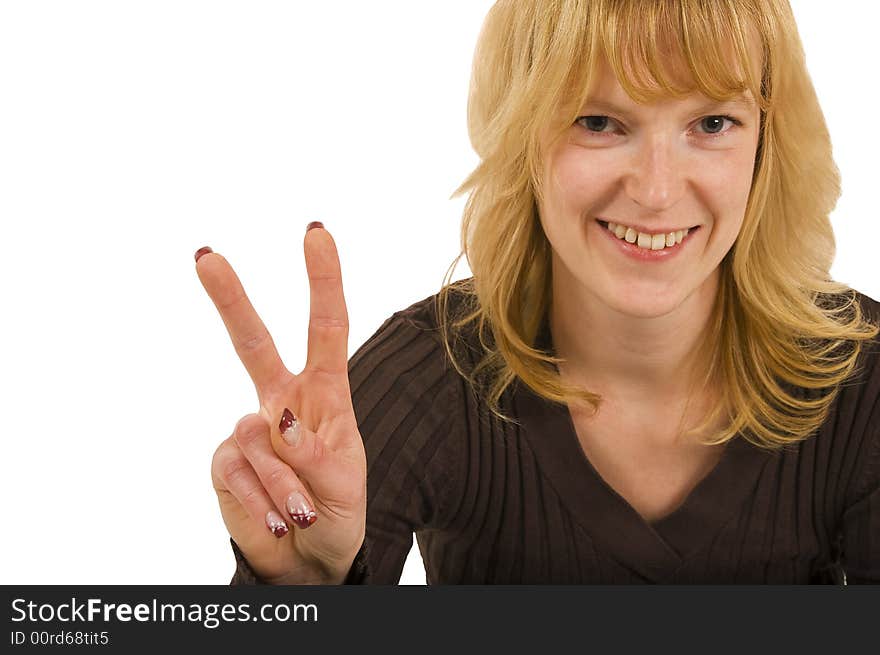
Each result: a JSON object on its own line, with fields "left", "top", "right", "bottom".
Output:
{"left": 583, "top": 15, "right": 765, "bottom": 108}
{"left": 586, "top": 54, "right": 759, "bottom": 111}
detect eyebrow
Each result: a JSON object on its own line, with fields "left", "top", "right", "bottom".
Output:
{"left": 580, "top": 94, "right": 756, "bottom": 117}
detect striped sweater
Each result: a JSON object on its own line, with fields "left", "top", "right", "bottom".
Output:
{"left": 231, "top": 283, "right": 880, "bottom": 584}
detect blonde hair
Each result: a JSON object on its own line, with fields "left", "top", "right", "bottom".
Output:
{"left": 436, "top": 0, "right": 879, "bottom": 451}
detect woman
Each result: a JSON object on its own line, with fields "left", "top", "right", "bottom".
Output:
{"left": 197, "top": 0, "right": 880, "bottom": 584}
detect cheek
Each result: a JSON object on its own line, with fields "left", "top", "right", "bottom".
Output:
{"left": 693, "top": 148, "right": 755, "bottom": 217}
{"left": 546, "top": 148, "right": 614, "bottom": 214}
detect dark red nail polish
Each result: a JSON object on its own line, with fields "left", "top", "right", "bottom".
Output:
{"left": 194, "top": 246, "right": 213, "bottom": 262}
{"left": 286, "top": 491, "right": 318, "bottom": 529}
{"left": 306, "top": 221, "right": 324, "bottom": 232}
{"left": 266, "top": 511, "right": 289, "bottom": 538}
{"left": 290, "top": 514, "right": 318, "bottom": 530}
{"left": 279, "top": 408, "right": 297, "bottom": 433}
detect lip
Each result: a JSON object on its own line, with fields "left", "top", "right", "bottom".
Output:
{"left": 593, "top": 218, "right": 700, "bottom": 262}
{"left": 596, "top": 218, "right": 699, "bottom": 234}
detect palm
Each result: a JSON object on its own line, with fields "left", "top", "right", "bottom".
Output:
{"left": 260, "top": 370, "right": 364, "bottom": 562}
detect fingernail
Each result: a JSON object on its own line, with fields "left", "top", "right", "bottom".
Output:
{"left": 279, "top": 408, "right": 301, "bottom": 447}
{"left": 194, "top": 246, "right": 213, "bottom": 262}
{"left": 266, "top": 511, "right": 289, "bottom": 538}
{"left": 286, "top": 491, "right": 317, "bottom": 529}
{"left": 306, "top": 221, "right": 324, "bottom": 232}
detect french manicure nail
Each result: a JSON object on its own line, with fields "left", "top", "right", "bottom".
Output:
{"left": 194, "top": 246, "right": 213, "bottom": 262}
{"left": 286, "top": 491, "right": 317, "bottom": 529}
{"left": 266, "top": 511, "right": 289, "bottom": 538}
{"left": 306, "top": 221, "right": 324, "bottom": 232}
{"left": 279, "top": 408, "right": 302, "bottom": 447}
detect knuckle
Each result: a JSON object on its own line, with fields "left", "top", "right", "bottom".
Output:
{"left": 211, "top": 440, "right": 232, "bottom": 484}
{"left": 264, "top": 464, "right": 289, "bottom": 489}
{"left": 234, "top": 414, "right": 267, "bottom": 446}
{"left": 237, "top": 330, "right": 270, "bottom": 353}
{"left": 211, "top": 439, "right": 231, "bottom": 470}
{"left": 305, "top": 363, "right": 348, "bottom": 377}
{"left": 220, "top": 457, "right": 253, "bottom": 488}
{"left": 308, "top": 317, "right": 348, "bottom": 330}
{"left": 215, "top": 285, "right": 245, "bottom": 312}
{"left": 241, "top": 486, "right": 264, "bottom": 509}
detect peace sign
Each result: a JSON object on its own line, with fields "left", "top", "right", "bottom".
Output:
{"left": 197, "top": 223, "right": 366, "bottom": 584}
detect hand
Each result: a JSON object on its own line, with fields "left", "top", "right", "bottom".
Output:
{"left": 196, "top": 225, "right": 366, "bottom": 584}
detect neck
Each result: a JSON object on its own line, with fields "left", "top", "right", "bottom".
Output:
{"left": 549, "top": 260, "right": 720, "bottom": 406}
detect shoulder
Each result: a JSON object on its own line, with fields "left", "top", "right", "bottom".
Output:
{"left": 846, "top": 288, "right": 880, "bottom": 385}
{"left": 824, "top": 288, "right": 880, "bottom": 505}
{"left": 853, "top": 288, "right": 880, "bottom": 328}
{"left": 817, "top": 287, "right": 880, "bottom": 414}
{"left": 349, "top": 281, "right": 474, "bottom": 365}
{"left": 812, "top": 287, "right": 880, "bottom": 382}
{"left": 347, "top": 282, "right": 474, "bottom": 418}
{"left": 384, "top": 279, "right": 474, "bottom": 335}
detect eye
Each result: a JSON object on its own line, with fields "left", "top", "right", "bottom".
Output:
{"left": 696, "top": 115, "right": 742, "bottom": 136}
{"left": 575, "top": 115, "right": 619, "bottom": 135}
{"left": 574, "top": 114, "right": 743, "bottom": 139}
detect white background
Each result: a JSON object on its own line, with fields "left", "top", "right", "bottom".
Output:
{"left": 0, "top": 1, "right": 876, "bottom": 585}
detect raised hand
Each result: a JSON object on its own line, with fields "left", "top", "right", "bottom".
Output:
{"left": 196, "top": 223, "right": 366, "bottom": 584}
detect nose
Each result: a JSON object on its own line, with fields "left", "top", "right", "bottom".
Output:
{"left": 623, "top": 134, "right": 686, "bottom": 212}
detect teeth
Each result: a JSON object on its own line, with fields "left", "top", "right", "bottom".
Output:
{"left": 606, "top": 221, "right": 690, "bottom": 250}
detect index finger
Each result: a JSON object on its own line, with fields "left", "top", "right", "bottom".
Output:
{"left": 195, "top": 248, "right": 286, "bottom": 395}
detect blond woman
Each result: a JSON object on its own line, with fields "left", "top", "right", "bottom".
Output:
{"left": 198, "top": 0, "right": 879, "bottom": 584}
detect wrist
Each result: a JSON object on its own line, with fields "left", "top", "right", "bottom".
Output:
{"left": 263, "top": 565, "right": 346, "bottom": 585}
{"left": 266, "top": 539, "right": 363, "bottom": 585}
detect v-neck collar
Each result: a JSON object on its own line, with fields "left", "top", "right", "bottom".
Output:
{"left": 511, "top": 313, "right": 775, "bottom": 582}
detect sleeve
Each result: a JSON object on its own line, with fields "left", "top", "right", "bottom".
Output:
{"left": 229, "top": 536, "right": 372, "bottom": 585}
{"left": 228, "top": 310, "right": 462, "bottom": 585}
{"left": 839, "top": 486, "right": 880, "bottom": 584}
{"left": 345, "top": 312, "right": 462, "bottom": 584}
{"left": 838, "top": 327, "right": 880, "bottom": 584}
{"left": 838, "top": 420, "right": 880, "bottom": 583}
{"left": 230, "top": 538, "right": 264, "bottom": 585}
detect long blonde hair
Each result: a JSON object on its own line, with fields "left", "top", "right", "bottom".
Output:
{"left": 436, "top": 0, "right": 878, "bottom": 451}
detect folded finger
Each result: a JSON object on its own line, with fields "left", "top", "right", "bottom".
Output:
{"left": 213, "top": 437, "right": 290, "bottom": 538}
{"left": 233, "top": 413, "right": 318, "bottom": 529}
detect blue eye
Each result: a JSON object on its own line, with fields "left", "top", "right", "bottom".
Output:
{"left": 580, "top": 116, "right": 614, "bottom": 133}
{"left": 575, "top": 114, "right": 742, "bottom": 138}
{"left": 700, "top": 116, "right": 733, "bottom": 134}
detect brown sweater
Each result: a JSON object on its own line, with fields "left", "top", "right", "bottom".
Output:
{"left": 230, "top": 282, "right": 880, "bottom": 584}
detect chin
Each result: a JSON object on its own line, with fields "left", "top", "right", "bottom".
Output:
{"left": 603, "top": 284, "right": 686, "bottom": 319}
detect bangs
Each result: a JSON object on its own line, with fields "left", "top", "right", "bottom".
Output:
{"left": 582, "top": 0, "right": 769, "bottom": 110}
